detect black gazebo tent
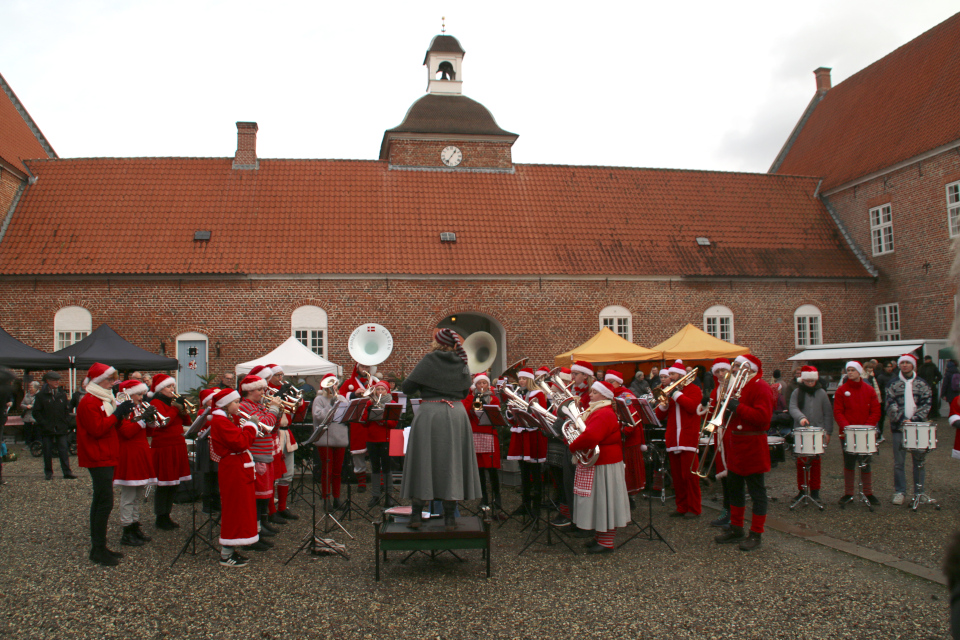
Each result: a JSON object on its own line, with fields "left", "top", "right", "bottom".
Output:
{"left": 54, "top": 325, "right": 178, "bottom": 390}
{"left": 0, "top": 326, "right": 71, "bottom": 371}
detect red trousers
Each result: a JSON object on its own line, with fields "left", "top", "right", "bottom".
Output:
{"left": 795, "top": 456, "right": 821, "bottom": 490}
{"left": 317, "top": 446, "right": 345, "bottom": 499}
{"left": 668, "top": 451, "right": 702, "bottom": 515}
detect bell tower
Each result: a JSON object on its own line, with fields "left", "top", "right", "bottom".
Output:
{"left": 424, "top": 35, "right": 464, "bottom": 95}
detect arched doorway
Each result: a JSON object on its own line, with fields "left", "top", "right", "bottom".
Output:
{"left": 437, "top": 312, "right": 506, "bottom": 377}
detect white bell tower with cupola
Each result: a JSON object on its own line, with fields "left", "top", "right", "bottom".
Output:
{"left": 424, "top": 33, "right": 465, "bottom": 95}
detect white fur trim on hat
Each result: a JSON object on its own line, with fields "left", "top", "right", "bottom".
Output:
{"left": 604, "top": 371, "right": 623, "bottom": 384}
{"left": 215, "top": 390, "right": 240, "bottom": 408}
{"left": 571, "top": 363, "right": 593, "bottom": 376}
{"left": 90, "top": 365, "right": 117, "bottom": 386}
{"left": 473, "top": 373, "right": 490, "bottom": 385}
{"left": 517, "top": 370, "right": 535, "bottom": 380}
{"left": 591, "top": 380, "right": 615, "bottom": 399}
{"left": 123, "top": 382, "right": 149, "bottom": 396}
{"left": 667, "top": 362, "right": 686, "bottom": 376}
{"left": 711, "top": 362, "right": 731, "bottom": 375}
{"left": 845, "top": 361, "right": 864, "bottom": 376}
{"left": 800, "top": 370, "right": 819, "bottom": 381}
{"left": 734, "top": 356, "right": 748, "bottom": 366}
{"left": 241, "top": 376, "right": 268, "bottom": 392}
{"left": 153, "top": 376, "right": 176, "bottom": 393}
{"left": 898, "top": 354, "right": 918, "bottom": 367}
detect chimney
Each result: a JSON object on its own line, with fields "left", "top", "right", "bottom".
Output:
{"left": 233, "top": 121, "right": 259, "bottom": 170}
{"left": 813, "top": 67, "right": 832, "bottom": 93}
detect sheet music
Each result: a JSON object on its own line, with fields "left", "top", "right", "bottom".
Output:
{"left": 333, "top": 402, "right": 348, "bottom": 422}
{"left": 395, "top": 393, "right": 408, "bottom": 411}
{"left": 411, "top": 398, "right": 421, "bottom": 416}
{"left": 402, "top": 426, "right": 411, "bottom": 454}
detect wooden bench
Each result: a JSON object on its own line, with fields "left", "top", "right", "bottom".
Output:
{"left": 374, "top": 512, "right": 491, "bottom": 581}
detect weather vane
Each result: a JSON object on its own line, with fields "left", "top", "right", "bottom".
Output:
{"left": 441, "top": 16, "right": 446, "bottom": 34}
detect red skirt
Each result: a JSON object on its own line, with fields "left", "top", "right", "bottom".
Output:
{"left": 507, "top": 429, "right": 548, "bottom": 463}
{"left": 272, "top": 450, "right": 287, "bottom": 480}
{"left": 254, "top": 460, "right": 274, "bottom": 498}
{"left": 349, "top": 422, "right": 367, "bottom": 454}
{"left": 623, "top": 443, "right": 646, "bottom": 494}
{"left": 114, "top": 437, "right": 156, "bottom": 486}
{"left": 151, "top": 440, "right": 191, "bottom": 486}
{"left": 473, "top": 425, "right": 501, "bottom": 469}
{"left": 219, "top": 454, "right": 258, "bottom": 546}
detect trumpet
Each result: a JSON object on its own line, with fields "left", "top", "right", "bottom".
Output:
{"left": 693, "top": 366, "right": 752, "bottom": 478}
{"left": 262, "top": 388, "right": 298, "bottom": 412}
{"left": 170, "top": 393, "right": 197, "bottom": 418}
{"left": 652, "top": 369, "right": 699, "bottom": 408}
{"left": 134, "top": 401, "right": 168, "bottom": 426}
{"left": 473, "top": 391, "right": 490, "bottom": 411}
{"left": 238, "top": 409, "right": 273, "bottom": 437}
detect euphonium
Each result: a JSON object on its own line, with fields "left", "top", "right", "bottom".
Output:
{"left": 529, "top": 370, "right": 599, "bottom": 466}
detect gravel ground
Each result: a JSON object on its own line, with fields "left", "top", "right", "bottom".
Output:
{"left": 0, "top": 426, "right": 954, "bottom": 640}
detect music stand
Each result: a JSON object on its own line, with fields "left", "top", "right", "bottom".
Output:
{"left": 171, "top": 443, "right": 220, "bottom": 566}
{"left": 337, "top": 398, "right": 379, "bottom": 522}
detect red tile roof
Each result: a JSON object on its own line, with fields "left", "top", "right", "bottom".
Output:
{"left": 774, "top": 13, "right": 960, "bottom": 191}
{"left": 0, "top": 157, "right": 870, "bottom": 279}
{"left": 0, "top": 72, "right": 56, "bottom": 174}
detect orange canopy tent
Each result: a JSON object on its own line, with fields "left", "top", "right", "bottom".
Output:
{"left": 554, "top": 328, "right": 662, "bottom": 367}
{"left": 651, "top": 323, "right": 750, "bottom": 362}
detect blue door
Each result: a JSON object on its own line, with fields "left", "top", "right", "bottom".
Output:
{"left": 177, "top": 340, "right": 207, "bottom": 393}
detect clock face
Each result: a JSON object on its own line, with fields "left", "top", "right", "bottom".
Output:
{"left": 441, "top": 145, "right": 463, "bottom": 167}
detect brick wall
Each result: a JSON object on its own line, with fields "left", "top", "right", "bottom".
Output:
{"left": 0, "top": 167, "right": 23, "bottom": 219}
{"left": 0, "top": 277, "right": 873, "bottom": 378}
{"left": 388, "top": 140, "right": 512, "bottom": 169}
{"left": 824, "top": 147, "right": 960, "bottom": 340}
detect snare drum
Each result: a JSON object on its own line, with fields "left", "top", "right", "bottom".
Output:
{"left": 903, "top": 421, "right": 937, "bottom": 451}
{"left": 793, "top": 427, "right": 824, "bottom": 456}
{"left": 844, "top": 426, "right": 877, "bottom": 455}
{"left": 767, "top": 436, "right": 785, "bottom": 449}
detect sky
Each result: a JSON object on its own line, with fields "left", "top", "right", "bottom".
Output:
{"left": 2, "top": 0, "right": 957, "bottom": 173}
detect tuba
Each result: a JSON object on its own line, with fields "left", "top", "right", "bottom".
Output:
{"left": 348, "top": 323, "right": 394, "bottom": 367}
{"left": 462, "top": 331, "right": 498, "bottom": 375}
{"left": 531, "top": 368, "right": 599, "bottom": 466}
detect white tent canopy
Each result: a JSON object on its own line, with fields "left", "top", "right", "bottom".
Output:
{"left": 236, "top": 337, "right": 341, "bottom": 377}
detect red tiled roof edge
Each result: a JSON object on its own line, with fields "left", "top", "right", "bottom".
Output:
{"left": 0, "top": 71, "right": 57, "bottom": 171}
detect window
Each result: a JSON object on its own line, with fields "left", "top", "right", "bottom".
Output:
{"left": 794, "top": 304, "right": 822, "bottom": 347}
{"left": 870, "top": 204, "right": 894, "bottom": 255}
{"left": 947, "top": 181, "right": 960, "bottom": 238}
{"left": 703, "top": 305, "right": 734, "bottom": 343}
{"left": 876, "top": 303, "right": 901, "bottom": 341}
{"left": 292, "top": 305, "right": 327, "bottom": 357}
{"left": 53, "top": 306, "right": 91, "bottom": 350}
{"left": 599, "top": 305, "right": 632, "bottom": 341}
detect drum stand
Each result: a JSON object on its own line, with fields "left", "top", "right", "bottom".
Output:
{"left": 909, "top": 449, "right": 940, "bottom": 512}
{"left": 790, "top": 456, "right": 824, "bottom": 511}
{"left": 851, "top": 454, "right": 875, "bottom": 512}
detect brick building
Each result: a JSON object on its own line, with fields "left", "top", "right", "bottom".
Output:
{"left": 2, "top": 21, "right": 955, "bottom": 384}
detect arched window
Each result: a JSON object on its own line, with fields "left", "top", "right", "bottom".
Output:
{"left": 599, "top": 305, "right": 632, "bottom": 342}
{"left": 795, "top": 304, "right": 822, "bottom": 347}
{"left": 292, "top": 306, "right": 328, "bottom": 357}
{"left": 703, "top": 305, "right": 734, "bottom": 343}
{"left": 54, "top": 306, "right": 91, "bottom": 350}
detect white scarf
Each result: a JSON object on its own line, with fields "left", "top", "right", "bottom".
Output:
{"left": 900, "top": 372, "right": 916, "bottom": 420}
{"left": 578, "top": 399, "right": 612, "bottom": 422}
{"left": 86, "top": 382, "right": 117, "bottom": 416}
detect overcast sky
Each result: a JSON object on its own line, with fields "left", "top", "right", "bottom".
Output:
{"left": 3, "top": 1, "right": 957, "bottom": 173}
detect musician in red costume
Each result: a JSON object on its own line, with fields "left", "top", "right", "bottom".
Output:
{"left": 507, "top": 367, "right": 547, "bottom": 517}
{"left": 714, "top": 354, "right": 774, "bottom": 551}
{"left": 951, "top": 395, "right": 960, "bottom": 460}
{"left": 462, "top": 373, "right": 503, "bottom": 510}
{"left": 569, "top": 380, "right": 631, "bottom": 554}
{"left": 264, "top": 365, "right": 299, "bottom": 524}
{"left": 147, "top": 374, "right": 192, "bottom": 531}
{"left": 209, "top": 387, "right": 259, "bottom": 568}
{"left": 654, "top": 360, "right": 702, "bottom": 517}
{"left": 570, "top": 360, "right": 594, "bottom": 409}
{"left": 313, "top": 374, "right": 347, "bottom": 508}
{"left": 833, "top": 360, "right": 881, "bottom": 505}
{"left": 339, "top": 362, "right": 376, "bottom": 492}
{"left": 698, "top": 358, "right": 732, "bottom": 528}
{"left": 238, "top": 374, "right": 282, "bottom": 542}
{"left": 113, "top": 379, "right": 158, "bottom": 547}
{"left": 364, "top": 380, "right": 398, "bottom": 507}
{"left": 605, "top": 371, "right": 646, "bottom": 501}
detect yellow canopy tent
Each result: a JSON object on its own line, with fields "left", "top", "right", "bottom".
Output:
{"left": 651, "top": 323, "right": 750, "bottom": 361}
{"left": 554, "top": 328, "right": 662, "bottom": 367}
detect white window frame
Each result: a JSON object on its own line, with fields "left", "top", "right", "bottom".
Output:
{"left": 794, "top": 304, "right": 822, "bottom": 348}
{"left": 947, "top": 181, "right": 960, "bottom": 238}
{"left": 869, "top": 203, "right": 894, "bottom": 255}
{"left": 703, "top": 305, "right": 734, "bottom": 343}
{"left": 599, "top": 305, "right": 632, "bottom": 342}
{"left": 292, "top": 305, "right": 328, "bottom": 358}
{"left": 876, "top": 303, "right": 901, "bottom": 341}
{"left": 53, "top": 306, "right": 91, "bottom": 351}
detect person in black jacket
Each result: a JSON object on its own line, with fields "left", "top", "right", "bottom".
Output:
{"left": 32, "top": 372, "right": 77, "bottom": 480}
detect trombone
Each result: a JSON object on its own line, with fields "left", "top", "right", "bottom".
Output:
{"left": 692, "top": 366, "right": 752, "bottom": 478}
{"left": 652, "top": 369, "right": 699, "bottom": 408}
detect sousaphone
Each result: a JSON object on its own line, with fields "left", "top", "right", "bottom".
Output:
{"left": 348, "top": 323, "right": 394, "bottom": 366}
{"left": 462, "top": 330, "right": 497, "bottom": 375}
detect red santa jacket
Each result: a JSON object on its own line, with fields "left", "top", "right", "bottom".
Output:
{"left": 724, "top": 372, "right": 774, "bottom": 477}
{"left": 569, "top": 402, "right": 623, "bottom": 466}
{"left": 210, "top": 410, "right": 257, "bottom": 472}
{"left": 613, "top": 386, "right": 645, "bottom": 448}
{"left": 462, "top": 393, "right": 501, "bottom": 435}
{"left": 949, "top": 396, "right": 960, "bottom": 460}
{"left": 833, "top": 379, "right": 881, "bottom": 438}
{"left": 147, "top": 396, "right": 187, "bottom": 448}
{"left": 655, "top": 382, "right": 702, "bottom": 453}
{"left": 76, "top": 391, "right": 120, "bottom": 468}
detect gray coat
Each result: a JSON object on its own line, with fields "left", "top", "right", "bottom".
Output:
{"left": 789, "top": 386, "right": 834, "bottom": 435}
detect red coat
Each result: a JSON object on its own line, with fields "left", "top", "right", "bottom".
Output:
{"left": 569, "top": 403, "right": 623, "bottom": 466}
{"left": 210, "top": 410, "right": 259, "bottom": 546}
{"left": 114, "top": 415, "right": 156, "bottom": 485}
{"left": 724, "top": 374, "right": 774, "bottom": 477}
{"left": 462, "top": 393, "right": 502, "bottom": 468}
{"left": 76, "top": 391, "right": 120, "bottom": 468}
{"left": 148, "top": 397, "right": 192, "bottom": 485}
{"left": 655, "top": 383, "right": 702, "bottom": 454}
{"left": 833, "top": 379, "right": 881, "bottom": 438}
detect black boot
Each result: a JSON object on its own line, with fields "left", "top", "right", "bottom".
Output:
{"left": 155, "top": 515, "right": 179, "bottom": 530}
{"left": 739, "top": 531, "right": 762, "bottom": 551}
{"left": 89, "top": 546, "right": 119, "bottom": 566}
{"left": 715, "top": 526, "right": 746, "bottom": 544}
{"left": 121, "top": 524, "right": 144, "bottom": 547}
{"left": 259, "top": 520, "right": 277, "bottom": 537}
{"left": 408, "top": 500, "right": 423, "bottom": 530}
{"left": 267, "top": 512, "right": 287, "bottom": 526}
{"left": 133, "top": 522, "right": 152, "bottom": 542}
{"left": 442, "top": 501, "right": 458, "bottom": 531}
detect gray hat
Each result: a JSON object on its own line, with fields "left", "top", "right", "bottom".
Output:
{"left": 43, "top": 371, "right": 62, "bottom": 381}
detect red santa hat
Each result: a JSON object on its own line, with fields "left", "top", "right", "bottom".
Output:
{"left": 741, "top": 354, "right": 761, "bottom": 373}
{"left": 557, "top": 367, "right": 572, "bottom": 382}
{"left": 517, "top": 367, "right": 535, "bottom": 380}
{"left": 249, "top": 365, "right": 271, "bottom": 379}
{"left": 591, "top": 380, "right": 615, "bottom": 399}
{"left": 659, "top": 369, "right": 671, "bottom": 378}
{"left": 372, "top": 379, "right": 390, "bottom": 392}
{"left": 711, "top": 358, "right": 731, "bottom": 375}
{"left": 667, "top": 360, "right": 686, "bottom": 376}
{"left": 473, "top": 373, "right": 490, "bottom": 386}
{"left": 535, "top": 366, "right": 551, "bottom": 378}
{"left": 734, "top": 355, "right": 749, "bottom": 368}
{"left": 267, "top": 364, "right": 283, "bottom": 377}
{"left": 117, "top": 379, "right": 148, "bottom": 396}
{"left": 845, "top": 361, "right": 864, "bottom": 376}
{"left": 150, "top": 373, "right": 176, "bottom": 397}
{"left": 241, "top": 375, "right": 268, "bottom": 392}
{"left": 897, "top": 353, "right": 918, "bottom": 368}
{"left": 799, "top": 366, "right": 819, "bottom": 381}
{"left": 604, "top": 371, "right": 624, "bottom": 385}
{"left": 86, "top": 362, "right": 116, "bottom": 386}
{"left": 571, "top": 360, "right": 594, "bottom": 376}
{"left": 199, "top": 387, "right": 220, "bottom": 407}
{"left": 213, "top": 387, "right": 240, "bottom": 408}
